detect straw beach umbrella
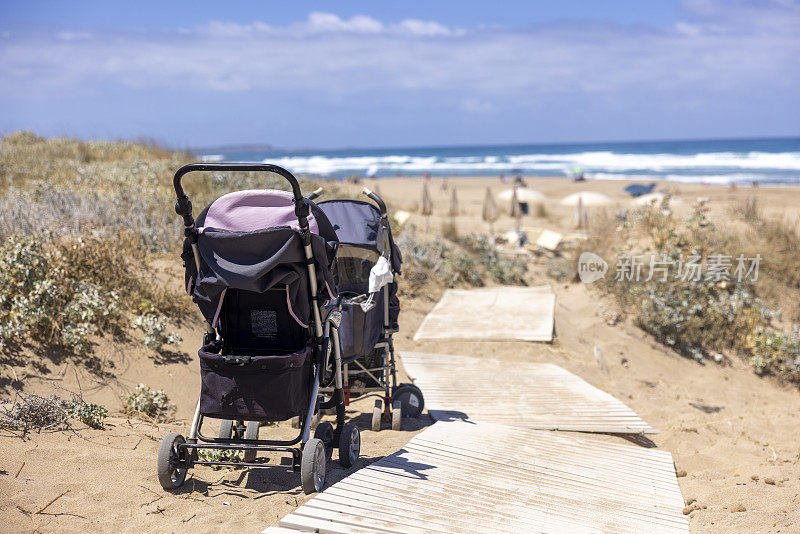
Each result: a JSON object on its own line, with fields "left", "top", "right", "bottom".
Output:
{"left": 511, "top": 185, "right": 522, "bottom": 231}
{"left": 482, "top": 187, "right": 498, "bottom": 235}
{"left": 449, "top": 187, "right": 459, "bottom": 216}
{"left": 421, "top": 181, "right": 433, "bottom": 231}
{"left": 562, "top": 191, "right": 612, "bottom": 229}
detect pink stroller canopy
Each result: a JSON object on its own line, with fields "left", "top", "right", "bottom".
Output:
{"left": 198, "top": 190, "right": 320, "bottom": 234}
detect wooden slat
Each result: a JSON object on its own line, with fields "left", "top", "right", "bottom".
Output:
{"left": 270, "top": 421, "right": 687, "bottom": 534}
{"left": 400, "top": 351, "right": 658, "bottom": 434}
{"left": 413, "top": 286, "right": 555, "bottom": 342}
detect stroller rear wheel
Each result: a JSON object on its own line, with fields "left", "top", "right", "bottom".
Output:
{"left": 157, "top": 433, "right": 188, "bottom": 490}
{"left": 338, "top": 422, "right": 360, "bottom": 468}
{"left": 301, "top": 438, "right": 326, "bottom": 494}
{"left": 314, "top": 422, "right": 335, "bottom": 462}
{"left": 243, "top": 421, "right": 260, "bottom": 462}
{"left": 392, "top": 383, "right": 425, "bottom": 418}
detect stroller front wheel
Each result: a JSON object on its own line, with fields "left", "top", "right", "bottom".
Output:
{"left": 157, "top": 433, "right": 188, "bottom": 490}
{"left": 338, "top": 422, "right": 360, "bottom": 468}
{"left": 391, "top": 401, "right": 402, "bottom": 431}
{"left": 301, "top": 438, "right": 326, "bottom": 494}
{"left": 371, "top": 399, "right": 382, "bottom": 432}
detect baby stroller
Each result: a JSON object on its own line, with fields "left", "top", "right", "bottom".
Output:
{"left": 310, "top": 187, "right": 424, "bottom": 431}
{"left": 156, "top": 163, "right": 359, "bottom": 495}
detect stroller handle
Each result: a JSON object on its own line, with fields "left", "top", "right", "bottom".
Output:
{"left": 361, "top": 187, "right": 387, "bottom": 216}
{"left": 307, "top": 187, "right": 323, "bottom": 201}
{"left": 173, "top": 163, "right": 309, "bottom": 227}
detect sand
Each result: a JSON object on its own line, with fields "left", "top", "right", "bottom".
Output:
{"left": 2, "top": 176, "right": 799, "bottom": 533}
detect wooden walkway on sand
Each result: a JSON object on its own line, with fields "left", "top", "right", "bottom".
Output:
{"left": 264, "top": 421, "right": 688, "bottom": 534}
{"left": 400, "top": 351, "right": 658, "bottom": 435}
{"left": 413, "top": 286, "right": 555, "bottom": 342}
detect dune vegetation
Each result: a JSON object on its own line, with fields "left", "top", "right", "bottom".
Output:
{"left": 583, "top": 195, "right": 800, "bottom": 385}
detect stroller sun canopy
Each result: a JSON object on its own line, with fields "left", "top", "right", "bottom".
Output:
{"left": 185, "top": 189, "right": 338, "bottom": 329}
{"left": 318, "top": 199, "right": 402, "bottom": 274}
{"left": 198, "top": 189, "right": 325, "bottom": 234}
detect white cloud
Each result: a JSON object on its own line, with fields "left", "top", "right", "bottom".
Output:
{"left": 460, "top": 98, "right": 496, "bottom": 114}
{"left": 57, "top": 31, "right": 93, "bottom": 41}
{"left": 393, "top": 19, "right": 451, "bottom": 36}
{"left": 0, "top": 6, "right": 797, "bottom": 102}
{"left": 674, "top": 22, "right": 701, "bottom": 36}
{"left": 305, "top": 12, "right": 384, "bottom": 34}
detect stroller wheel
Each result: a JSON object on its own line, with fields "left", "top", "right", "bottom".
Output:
{"left": 157, "top": 433, "right": 187, "bottom": 490}
{"left": 391, "top": 401, "right": 402, "bottom": 431}
{"left": 393, "top": 383, "right": 425, "bottom": 418}
{"left": 218, "top": 419, "right": 243, "bottom": 439}
{"left": 301, "top": 438, "right": 326, "bottom": 494}
{"left": 338, "top": 422, "right": 360, "bottom": 468}
{"left": 314, "top": 422, "right": 335, "bottom": 462}
{"left": 243, "top": 421, "right": 260, "bottom": 462}
{"left": 371, "top": 399, "right": 382, "bottom": 432}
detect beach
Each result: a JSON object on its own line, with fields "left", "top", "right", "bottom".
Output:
{"left": 2, "top": 173, "right": 799, "bottom": 532}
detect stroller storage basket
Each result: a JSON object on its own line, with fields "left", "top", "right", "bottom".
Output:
{"left": 199, "top": 345, "right": 311, "bottom": 421}
{"left": 339, "top": 291, "right": 385, "bottom": 362}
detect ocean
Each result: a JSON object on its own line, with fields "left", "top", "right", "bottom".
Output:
{"left": 200, "top": 137, "right": 800, "bottom": 185}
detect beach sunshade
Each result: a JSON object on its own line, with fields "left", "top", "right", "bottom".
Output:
{"left": 449, "top": 187, "right": 459, "bottom": 216}
{"left": 561, "top": 191, "right": 613, "bottom": 207}
{"left": 482, "top": 187, "right": 498, "bottom": 223}
{"left": 421, "top": 182, "right": 433, "bottom": 216}
{"left": 624, "top": 183, "right": 657, "bottom": 197}
{"left": 498, "top": 187, "right": 546, "bottom": 203}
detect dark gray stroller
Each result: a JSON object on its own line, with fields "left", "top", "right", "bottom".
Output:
{"left": 311, "top": 187, "right": 424, "bottom": 431}
{"left": 157, "top": 163, "right": 359, "bottom": 495}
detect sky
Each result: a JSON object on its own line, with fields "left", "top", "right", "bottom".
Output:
{"left": 0, "top": 0, "right": 798, "bottom": 149}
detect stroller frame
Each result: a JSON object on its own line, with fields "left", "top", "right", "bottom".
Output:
{"left": 312, "top": 188, "right": 424, "bottom": 431}
{"left": 157, "top": 163, "right": 358, "bottom": 494}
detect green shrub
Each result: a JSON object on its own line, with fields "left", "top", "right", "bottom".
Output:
{"left": 461, "top": 234, "right": 527, "bottom": 285}
{"left": 124, "top": 384, "right": 175, "bottom": 421}
{"left": 69, "top": 400, "right": 109, "bottom": 429}
{"left": 133, "top": 313, "right": 182, "bottom": 352}
{"left": 545, "top": 257, "right": 573, "bottom": 281}
{"left": 198, "top": 448, "right": 243, "bottom": 468}
{"left": 397, "top": 231, "right": 528, "bottom": 293}
{"left": 0, "top": 236, "right": 120, "bottom": 353}
{"left": 750, "top": 328, "right": 800, "bottom": 381}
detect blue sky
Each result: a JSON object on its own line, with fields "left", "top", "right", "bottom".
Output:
{"left": 0, "top": 1, "right": 798, "bottom": 148}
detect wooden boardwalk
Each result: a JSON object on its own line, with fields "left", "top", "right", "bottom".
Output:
{"left": 413, "top": 286, "right": 555, "bottom": 342}
{"left": 264, "top": 421, "right": 688, "bottom": 533}
{"left": 400, "top": 351, "right": 657, "bottom": 434}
